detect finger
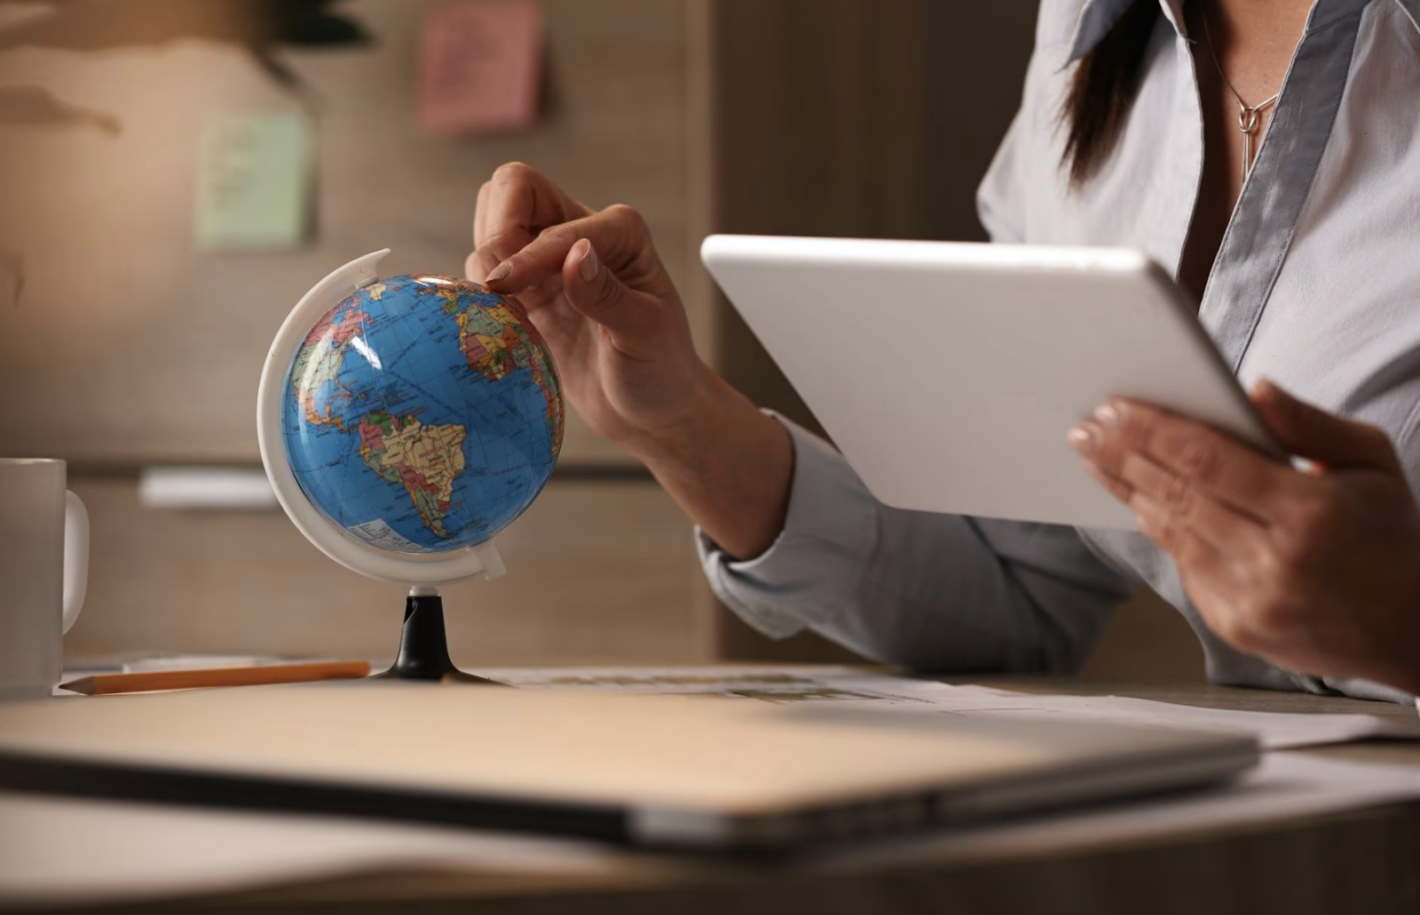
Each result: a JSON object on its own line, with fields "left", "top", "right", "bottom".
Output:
{"left": 473, "top": 162, "right": 590, "bottom": 285}
{"left": 1131, "top": 488, "right": 1237, "bottom": 575}
{"left": 561, "top": 239, "right": 659, "bottom": 348}
{"left": 1133, "top": 495, "right": 1258, "bottom": 642}
{"left": 1079, "top": 449, "right": 1268, "bottom": 560}
{"left": 1120, "top": 459, "right": 1267, "bottom": 558}
{"left": 467, "top": 239, "right": 521, "bottom": 285}
{"left": 473, "top": 180, "right": 492, "bottom": 249}
{"left": 1080, "top": 401, "right": 1297, "bottom": 520}
{"left": 1079, "top": 453, "right": 1135, "bottom": 504}
{"left": 1175, "top": 564, "right": 1260, "bottom": 653}
{"left": 483, "top": 162, "right": 590, "bottom": 249}
{"left": 513, "top": 283, "right": 581, "bottom": 340}
{"left": 1252, "top": 378, "right": 1403, "bottom": 473}
{"left": 466, "top": 229, "right": 531, "bottom": 284}
{"left": 485, "top": 208, "right": 646, "bottom": 294}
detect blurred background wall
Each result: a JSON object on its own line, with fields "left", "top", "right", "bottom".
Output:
{"left": 0, "top": 0, "right": 1202, "bottom": 679}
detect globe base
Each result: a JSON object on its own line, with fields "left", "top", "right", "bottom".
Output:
{"left": 369, "top": 590, "right": 504, "bottom": 686}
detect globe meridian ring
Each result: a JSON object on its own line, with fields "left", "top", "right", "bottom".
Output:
{"left": 257, "top": 249, "right": 509, "bottom": 586}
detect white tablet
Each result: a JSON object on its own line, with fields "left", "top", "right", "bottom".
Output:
{"left": 701, "top": 235, "right": 1283, "bottom": 530}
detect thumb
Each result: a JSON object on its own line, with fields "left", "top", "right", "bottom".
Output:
{"left": 1252, "top": 378, "right": 1401, "bottom": 473}
{"left": 561, "top": 239, "right": 659, "bottom": 348}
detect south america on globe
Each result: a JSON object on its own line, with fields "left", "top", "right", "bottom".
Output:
{"left": 282, "top": 274, "right": 563, "bottom": 554}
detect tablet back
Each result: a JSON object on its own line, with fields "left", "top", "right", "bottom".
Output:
{"left": 701, "top": 235, "right": 1279, "bottom": 529}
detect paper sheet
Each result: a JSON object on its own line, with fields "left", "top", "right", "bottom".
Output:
{"left": 476, "top": 666, "right": 1420, "bottom": 750}
{"left": 194, "top": 112, "right": 311, "bottom": 252}
{"left": 417, "top": 0, "right": 542, "bottom": 136}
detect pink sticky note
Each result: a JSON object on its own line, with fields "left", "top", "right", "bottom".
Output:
{"left": 418, "top": 0, "right": 543, "bottom": 136}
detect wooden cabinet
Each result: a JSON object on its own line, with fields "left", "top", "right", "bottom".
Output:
{"left": 64, "top": 476, "right": 706, "bottom": 663}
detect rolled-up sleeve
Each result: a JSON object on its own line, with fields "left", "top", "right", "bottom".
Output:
{"left": 697, "top": 416, "right": 1135, "bottom": 673}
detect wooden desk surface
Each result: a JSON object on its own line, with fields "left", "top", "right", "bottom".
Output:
{"left": 5, "top": 677, "right": 1419, "bottom": 915}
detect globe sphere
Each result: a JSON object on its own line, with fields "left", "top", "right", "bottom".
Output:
{"left": 280, "top": 273, "right": 563, "bottom": 555}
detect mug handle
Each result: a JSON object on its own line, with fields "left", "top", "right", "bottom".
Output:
{"left": 62, "top": 490, "right": 89, "bottom": 635}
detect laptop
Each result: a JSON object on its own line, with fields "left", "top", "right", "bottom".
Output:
{"left": 0, "top": 684, "right": 1256, "bottom": 849}
{"left": 700, "top": 235, "right": 1284, "bottom": 530}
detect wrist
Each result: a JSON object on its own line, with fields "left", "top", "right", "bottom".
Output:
{"left": 621, "top": 362, "right": 742, "bottom": 468}
{"left": 622, "top": 364, "right": 794, "bottom": 560}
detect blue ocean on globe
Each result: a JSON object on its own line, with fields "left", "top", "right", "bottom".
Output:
{"left": 281, "top": 274, "right": 565, "bottom": 554}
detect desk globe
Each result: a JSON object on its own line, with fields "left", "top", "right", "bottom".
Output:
{"left": 257, "top": 250, "right": 564, "bottom": 683}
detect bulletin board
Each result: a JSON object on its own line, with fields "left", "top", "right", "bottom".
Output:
{"left": 0, "top": 0, "right": 691, "bottom": 467}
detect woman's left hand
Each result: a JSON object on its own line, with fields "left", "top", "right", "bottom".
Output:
{"left": 1070, "top": 379, "right": 1420, "bottom": 696}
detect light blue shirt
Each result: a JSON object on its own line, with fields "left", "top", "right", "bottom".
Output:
{"left": 698, "top": 0, "right": 1420, "bottom": 705}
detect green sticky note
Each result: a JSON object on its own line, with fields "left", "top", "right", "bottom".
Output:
{"left": 195, "top": 112, "right": 311, "bottom": 252}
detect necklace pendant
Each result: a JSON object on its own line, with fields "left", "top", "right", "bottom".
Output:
{"left": 1242, "top": 126, "right": 1252, "bottom": 183}
{"left": 1204, "top": 13, "right": 1281, "bottom": 185}
{"left": 1238, "top": 104, "right": 1260, "bottom": 183}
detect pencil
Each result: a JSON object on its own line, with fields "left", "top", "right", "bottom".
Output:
{"left": 60, "top": 660, "right": 373, "bottom": 696}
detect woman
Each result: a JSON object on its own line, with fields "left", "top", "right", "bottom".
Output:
{"left": 467, "top": 0, "right": 1420, "bottom": 703}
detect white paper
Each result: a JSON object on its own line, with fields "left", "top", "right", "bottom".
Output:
{"left": 476, "top": 666, "right": 1420, "bottom": 750}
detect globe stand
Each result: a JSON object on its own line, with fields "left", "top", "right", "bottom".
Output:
{"left": 370, "top": 587, "right": 503, "bottom": 685}
{"left": 258, "top": 252, "right": 539, "bottom": 679}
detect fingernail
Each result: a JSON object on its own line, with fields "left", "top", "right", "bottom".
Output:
{"left": 1067, "top": 425, "right": 1096, "bottom": 456}
{"left": 579, "top": 241, "right": 600, "bottom": 282}
{"left": 1254, "top": 377, "right": 1290, "bottom": 405}
{"left": 487, "top": 262, "right": 512, "bottom": 283}
{"left": 1094, "top": 402, "right": 1121, "bottom": 427}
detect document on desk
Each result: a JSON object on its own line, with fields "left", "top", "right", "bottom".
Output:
{"left": 475, "top": 666, "right": 1420, "bottom": 750}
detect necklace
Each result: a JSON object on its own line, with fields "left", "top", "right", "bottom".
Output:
{"left": 1200, "top": 13, "right": 1280, "bottom": 183}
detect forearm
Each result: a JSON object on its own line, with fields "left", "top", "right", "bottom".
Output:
{"left": 626, "top": 367, "right": 793, "bottom": 561}
{"left": 696, "top": 416, "right": 1135, "bottom": 673}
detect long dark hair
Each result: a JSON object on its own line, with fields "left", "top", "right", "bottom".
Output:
{"left": 1060, "top": 1, "right": 1161, "bottom": 186}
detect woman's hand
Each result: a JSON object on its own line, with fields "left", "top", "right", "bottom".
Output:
{"left": 1069, "top": 380, "right": 1420, "bottom": 696}
{"left": 465, "top": 163, "right": 793, "bottom": 559}
{"left": 465, "top": 162, "right": 707, "bottom": 457}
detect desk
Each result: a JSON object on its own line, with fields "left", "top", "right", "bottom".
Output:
{"left": 3, "top": 677, "right": 1418, "bottom": 915}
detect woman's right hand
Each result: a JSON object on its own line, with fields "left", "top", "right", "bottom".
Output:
{"left": 466, "top": 162, "right": 794, "bottom": 560}
{"left": 465, "top": 162, "right": 707, "bottom": 459}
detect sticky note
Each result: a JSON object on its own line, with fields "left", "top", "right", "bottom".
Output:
{"left": 195, "top": 112, "right": 311, "bottom": 252}
{"left": 418, "top": 0, "right": 543, "bottom": 136}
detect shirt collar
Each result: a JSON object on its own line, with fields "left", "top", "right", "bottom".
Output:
{"left": 1063, "top": 0, "right": 1393, "bottom": 65}
{"left": 1065, "top": 0, "right": 1188, "bottom": 64}
{"left": 1397, "top": 0, "right": 1420, "bottom": 35}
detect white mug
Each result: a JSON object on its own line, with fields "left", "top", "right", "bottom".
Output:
{"left": 0, "top": 459, "right": 89, "bottom": 700}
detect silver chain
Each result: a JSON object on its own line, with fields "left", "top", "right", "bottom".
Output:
{"left": 1200, "top": 12, "right": 1281, "bottom": 183}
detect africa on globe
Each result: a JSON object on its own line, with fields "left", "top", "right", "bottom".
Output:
{"left": 281, "top": 272, "right": 564, "bottom": 556}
